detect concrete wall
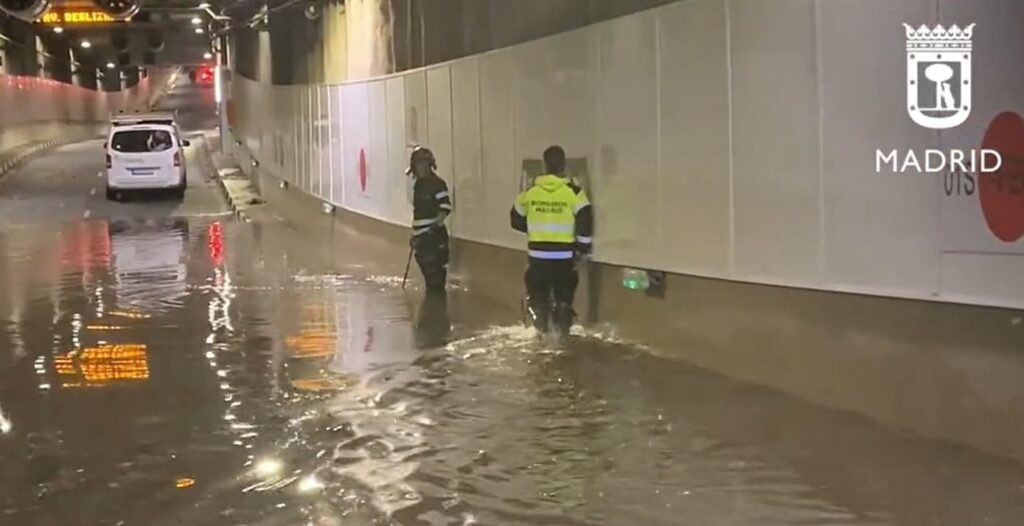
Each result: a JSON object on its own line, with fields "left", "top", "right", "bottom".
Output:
{"left": 229, "top": 0, "right": 1024, "bottom": 462}
{"left": 237, "top": 0, "right": 680, "bottom": 84}
{"left": 230, "top": 0, "right": 1024, "bottom": 310}
{"left": 322, "top": 2, "right": 348, "bottom": 84}
{"left": 0, "top": 71, "right": 170, "bottom": 156}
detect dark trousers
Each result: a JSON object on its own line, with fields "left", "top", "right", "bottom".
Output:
{"left": 414, "top": 228, "right": 449, "bottom": 293}
{"left": 525, "top": 257, "right": 578, "bottom": 332}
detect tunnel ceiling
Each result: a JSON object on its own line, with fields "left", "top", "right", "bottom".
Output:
{"left": 14, "top": 0, "right": 281, "bottom": 67}
{"left": 3, "top": 0, "right": 335, "bottom": 69}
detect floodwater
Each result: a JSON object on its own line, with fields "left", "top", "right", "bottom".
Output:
{"left": 2, "top": 214, "right": 1024, "bottom": 526}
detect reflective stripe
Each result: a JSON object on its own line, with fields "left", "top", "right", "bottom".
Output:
{"left": 528, "top": 250, "right": 575, "bottom": 260}
{"left": 574, "top": 202, "right": 591, "bottom": 214}
{"left": 576, "top": 236, "right": 593, "bottom": 243}
{"left": 435, "top": 191, "right": 449, "bottom": 199}
{"left": 513, "top": 202, "right": 525, "bottom": 215}
{"left": 412, "top": 218, "right": 438, "bottom": 227}
{"left": 439, "top": 203, "right": 452, "bottom": 210}
{"left": 528, "top": 223, "right": 574, "bottom": 234}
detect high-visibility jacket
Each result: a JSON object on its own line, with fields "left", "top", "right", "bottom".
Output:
{"left": 510, "top": 174, "right": 593, "bottom": 260}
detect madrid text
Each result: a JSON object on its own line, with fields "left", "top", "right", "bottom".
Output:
{"left": 875, "top": 149, "right": 1002, "bottom": 175}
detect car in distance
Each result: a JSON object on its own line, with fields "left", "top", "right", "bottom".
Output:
{"left": 105, "top": 122, "right": 190, "bottom": 200}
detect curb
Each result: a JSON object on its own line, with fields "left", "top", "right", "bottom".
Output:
{"left": 0, "top": 137, "right": 82, "bottom": 180}
{"left": 194, "top": 135, "right": 262, "bottom": 222}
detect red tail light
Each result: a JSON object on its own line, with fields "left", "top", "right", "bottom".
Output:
{"left": 106, "top": 154, "right": 112, "bottom": 168}
{"left": 173, "top": 152, "right": 181, "bottom": 167}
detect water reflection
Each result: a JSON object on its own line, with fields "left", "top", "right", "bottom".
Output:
{"left": 414, "top": 292, "right": 451, "bottom": 350}
{"left": 53, "top": 344, "right": 150, "bottom": 388}
{"left": 109, "top": 219, "right": 190, "bottom": 313}
{"left": 0, "top": 404, "right": 11, "bottom": 434}
{"left": 331, "top": 288, "right": 418, "bottom": 381}
{"left": 3, "top": 216, "right": 1024, "bottom": 526}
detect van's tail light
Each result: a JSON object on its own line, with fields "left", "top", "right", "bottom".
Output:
{"left": 105, "top": 154, "right": 112, "bottom": 168}
{"left": 173, "top": 152, "right": 181, "bottom": 167}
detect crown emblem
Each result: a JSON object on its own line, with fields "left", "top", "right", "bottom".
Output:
{"left": 904, "top": 23, "right": 976, "bottom": 50}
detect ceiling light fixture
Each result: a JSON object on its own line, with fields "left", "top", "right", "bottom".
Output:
{"left": 191, "top": 16, "right": 202, "bottom": 25}
{"left": 106, "top": 62, "right": 115, "bottom": 69}
{"left": 53, "top": 27, "right": 64, "bottom": 34}
{"left": 80, "top": 40, "right": 92, "bottom": 49}
{"left": 203, "top": 52, "right": 213, "bottom": 60}
{"left": 195, "top": 28, "right": 205, "bottom": 34}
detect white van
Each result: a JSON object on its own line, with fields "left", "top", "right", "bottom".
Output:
{"left": 105, "top": 123, "right": 190, "bottom": 200}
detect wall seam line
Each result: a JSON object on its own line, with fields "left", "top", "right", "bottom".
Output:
{"left": 654, "top": 12, "right": 664, "bottom": 270}
{"left": 725, "top": 0, "right": 736, "bottom": 278}
{"left": 815, "top": 0, "right": 827, "bottom": 287}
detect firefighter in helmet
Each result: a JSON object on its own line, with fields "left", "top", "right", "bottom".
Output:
{"left": 407, "top": 146, "right": 453, "bottom": 294}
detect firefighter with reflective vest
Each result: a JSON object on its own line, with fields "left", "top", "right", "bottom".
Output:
{"left": 510, "top": 145, "right": 593, "bottom": 334}
{"left": 407, "top": 146, "right": 453, "bottom": 293}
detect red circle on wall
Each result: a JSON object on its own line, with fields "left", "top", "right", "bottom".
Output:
{"left": 358, "top": 148, "right": 368, "bottom": 194}
{"left": 979, "top": 111, "right": 1024, "bottom": 243}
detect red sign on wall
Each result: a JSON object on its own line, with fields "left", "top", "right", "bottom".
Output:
{"left": 358, "top": 148, "right": 368, "bottom": 194}
{"left": 979, "top": 111, "right": 1024, "bottom": 243}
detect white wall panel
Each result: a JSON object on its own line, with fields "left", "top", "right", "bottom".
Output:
{"left": 385, "top": 77, "right": 412, "bottom": 222}
{"left": 0, "top": 74, "right": 153, "bottom": 153}
{"left": 591, "top": 12, "right": 660, "bottom": 268}
{"left": 510, "top": 29, "right": 597, "bottom": 162}
{"left": 819, "top": 0, "right": 940, "bottom": 296}
{"left": 404, "top": 71, "right": 428, "bottom": 148}
{"left": 279, "top": 85, "right": 298, "bottom": 183}
{"left": 330, "top": 85, "right": 345, "bottom": 204}
{"left": 228, "top": 0, "right": 1024, "bottom": 309}
{"left": 305, "top": 87, "right": 315, "bottom": 194}
{"left": 940, "top": 253, "right": 1024, "bottom": 309}
{"left": 290, "top": 88, "right": 302, "bottom": 188}
{"left": 478, "top": 51, "right": 519, "bottom": 248}
{"left": 450, "top": 58, "right": 486, "bottom": 243}
{"left": 340, "top": 83, "right": 374, "bottom": 217}
{"left": 936, "top": 0, "right": 1024, "bottom": 306}
{"left": 292, "top": 88, "right": 305, "bottom": 187}
{"left": 314, "top": 86, "right": 323, "bottom": 195}
{"left": 321, "top": 86, "right": 332, "bottom": 199}
{"left": 426, "top": 66, "right": 455, "bottom": 191}
{"left": 368, "top": 80, "right": 393, "bottom": 222}
{"left": 657, "top": 0, "right": 732, "bottom": 276}
{"left": 729, "top": 0, "right": 822, "bottom": 284}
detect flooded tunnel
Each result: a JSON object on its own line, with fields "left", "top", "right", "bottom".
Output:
{"left": 2, "top": 1, "right": 1024, "bottom": 525}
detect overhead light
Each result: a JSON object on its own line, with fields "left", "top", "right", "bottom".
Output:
{"left": 80, "top": 40, "right": 92, "bottom": 49}
{"left": 191, "top": 17, "right": 202, "bottom": 25}
{"left": 198, "top": 2, "right": 211, "bottom": 8}
{"left": 195, "top": 28, "right": 205, "bottom": 34}
{"left": 203, "top": 52, "right": 213, "bottom": 60}
{"left": 53, "top": 27, "right": 64, "bottom": 34}
{"left": 106, "top": 62, "right": 115, "bottom": 69}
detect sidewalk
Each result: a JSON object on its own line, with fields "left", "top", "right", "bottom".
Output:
{"left": 0, "top": 138, "right": 73, "bottom": 181}
{"left": 196, "top": 134, "right": 263, "bottom": 219}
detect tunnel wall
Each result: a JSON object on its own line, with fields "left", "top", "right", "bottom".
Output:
{"left": 229, "top": 0, "right": 1024, "bottom": 462}
{"left": 230, "top": 0, "right": 1024, "bottom": 311}
{"left": 0, "top": 72, "right": 166, "bottom": 157}
{"left": 235, "top": 0, "right": 683, "bottom": 84}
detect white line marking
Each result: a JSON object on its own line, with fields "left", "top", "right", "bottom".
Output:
{"left": 83, "top": 210, "right": 91, "bottom": 219}
{"left": 90, "top": 188, "right": 97, "bottom": 196}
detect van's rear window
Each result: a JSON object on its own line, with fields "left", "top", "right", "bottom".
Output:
{"left": 111, "top": 130, "right": 174, "bottom": 153}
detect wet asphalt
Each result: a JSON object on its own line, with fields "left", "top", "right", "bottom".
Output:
{"left": 2, "top": 81, "right": 1024, "bottom": 526}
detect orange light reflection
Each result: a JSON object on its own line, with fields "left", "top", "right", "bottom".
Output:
{"left": 54, "top": 344, "right": 150, "bottom": 386}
